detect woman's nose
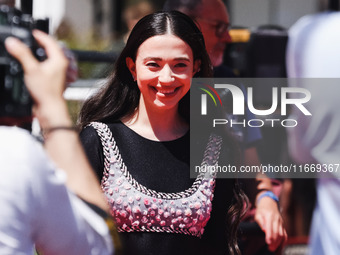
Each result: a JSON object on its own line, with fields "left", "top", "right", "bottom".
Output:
{"left": 158, "top": 65, "right": 174, "bottom": 83}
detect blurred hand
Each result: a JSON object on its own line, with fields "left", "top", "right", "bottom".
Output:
{"left": 5, "top": 30, "right": 68, "bottom": 106}
{"left": 255, "top": 196, "right": 288, "bottom": 252}
{"left": 5, "top": 30, "right": 70, "bottom": 128}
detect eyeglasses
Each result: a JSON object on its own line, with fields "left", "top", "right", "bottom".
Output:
{"left": 196, "top": 18, "right": 230, "bottom": 38}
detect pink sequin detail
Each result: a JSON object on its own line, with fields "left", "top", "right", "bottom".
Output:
{"left": 92, "top": 122, "right": 219, "bottom": 238}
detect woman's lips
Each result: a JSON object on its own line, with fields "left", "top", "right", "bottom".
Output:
{"left": 152, "top": 87, "right": 180, "bottom": 97}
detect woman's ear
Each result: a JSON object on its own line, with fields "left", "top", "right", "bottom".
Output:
{"left": 126, "top": 57, "right": 137, "bottom": 81}
{"left": 193, "top": 60, "right": 201, "bottom": 76}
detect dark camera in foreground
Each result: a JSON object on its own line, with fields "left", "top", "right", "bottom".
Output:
{"left": 0, "top": 5, "right": 47, "bottom": 120}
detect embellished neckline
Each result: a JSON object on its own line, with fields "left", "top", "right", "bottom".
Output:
{"left": 92, "top": 122, "right": 204, "bottom": 200}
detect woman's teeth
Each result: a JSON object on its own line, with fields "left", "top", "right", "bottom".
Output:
{"left": 157, "top": 89, "right": 175, "bottom": 94}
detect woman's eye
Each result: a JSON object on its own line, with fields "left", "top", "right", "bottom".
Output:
{"left": 175, "top": 63, "right": 188, "bottom": 68}
{"left": 146, "top": 62, "right": 159, "bottom": 67}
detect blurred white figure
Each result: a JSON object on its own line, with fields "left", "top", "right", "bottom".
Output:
{"left": 287, "top": 11, "right": 340, "bottom": 255}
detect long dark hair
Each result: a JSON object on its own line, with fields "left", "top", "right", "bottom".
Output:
{"left": 78, "top": 11, "right": 212, "bottom": 129}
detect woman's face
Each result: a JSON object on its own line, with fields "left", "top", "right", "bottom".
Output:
{"left": 126, "top": 34, "right": 200, "bottom": 112}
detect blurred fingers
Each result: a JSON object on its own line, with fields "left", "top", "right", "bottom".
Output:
{"left": 267, "top": 216, "right": 287, "bottom": 252}
{"left": 32, "top": 30, "right": 68, "bottom": 68}
{"left": 5, "top": 37, "right": 39, "bottom": 72}
{"left": 255, "top": 211, "right": 266, "bottom": 232}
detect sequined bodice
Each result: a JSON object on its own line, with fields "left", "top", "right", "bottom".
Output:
{"left": 90, "top": 122, "right": 222, "bottom": 238}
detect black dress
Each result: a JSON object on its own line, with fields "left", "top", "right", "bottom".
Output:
{"left": 80, "top": 121, "right": 236, "bottom": 255}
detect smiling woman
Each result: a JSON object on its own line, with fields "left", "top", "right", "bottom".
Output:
{"left": 77, "top": 11, "right": 246, "bottom": 255}
{"left": 125, "top": 34, "right": 199, "bottom": 121}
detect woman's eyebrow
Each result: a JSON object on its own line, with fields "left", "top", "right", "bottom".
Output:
{"left": 174, "top": 57, "right": 191, "bottom": 62}
{"left": 143, "top": 57, "right": 191, "bottom": 62}
{"left": 143, "top": 57, "right": 162, "bottom": 61}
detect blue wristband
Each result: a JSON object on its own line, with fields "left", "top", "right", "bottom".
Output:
{"left": 257, "top": 191, "right": 279, "bottom": 205}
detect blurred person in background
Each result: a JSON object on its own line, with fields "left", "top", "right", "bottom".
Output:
{"left": 90, "top": 0, "right": 156, "bottom": 79}
{"left": 286, "top": 3, "right": 340, "bottom": 254}
{"left": 122, "top": 0, "right": 155, "bottom": 43}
